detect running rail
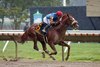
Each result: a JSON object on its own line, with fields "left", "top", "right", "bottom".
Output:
{"left": 65, "top": 33, "right": 100, "bottom": 42}
{"left": 66, "top": 30, "right": 100, "bottom": 42}
{"left": 0, "top": 30, "right": 100, "bottom": 42}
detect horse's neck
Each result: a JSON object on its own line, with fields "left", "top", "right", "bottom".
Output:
{"left": 54, "top": 23, "right": 67, "bottom": 35}
{"left": 54, "top": 15, "right": 69, "bottom": 35}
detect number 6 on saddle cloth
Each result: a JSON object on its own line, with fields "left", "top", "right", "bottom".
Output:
{"left": 35, "top": 23, "right": 51, "bottom": 35}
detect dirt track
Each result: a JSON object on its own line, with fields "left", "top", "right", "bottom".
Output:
{"left": 0, "top": 60, "right": 100, "bottom": 67}
{"left": 87, "top": 0, "right": 100, "bottom": 16}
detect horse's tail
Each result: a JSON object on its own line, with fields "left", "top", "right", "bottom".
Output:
{"left": 21, "top": 30, "right": 29, "bottom": 43}
{"left": 17, "top": 30, "right": 28, "bottom": 43}
{"left": 18, "top": 24, "right": 39, "bottom": 43}
{"left": 20, "top": 24, "right": 36, "bottom": 43}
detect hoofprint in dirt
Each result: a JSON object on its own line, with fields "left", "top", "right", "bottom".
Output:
{"left": 0, "top": 60, "right": 100, "bottom": 67}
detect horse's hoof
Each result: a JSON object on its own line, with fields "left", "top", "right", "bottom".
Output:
{"left": 52, "top": 57, "right": 56, "bottom": 60}
{"left": 42, "top": 52, "right": 45, "bottom": 58}
{"left": 10, "top": 58, "right": 18, "bottom": 61}
{"left": 45, "top": 50, "right": 50, "bottom": 54}
{"left": 34, "top": 47, "right": 39, "bottom": 51}
{"left": 3, "top": 58, "right": 8, "bottom": 61}
{"left": 50, "top": 55, "right": 56, "bottom": 60}
{"left": 49, "top": 53, "right": 53, "bottom": 55}
{"left": 65, "top": 57, "right": 69, "bottom": 61}
{"left": 49, "top": 53, "right": 52, "bottom": 55}
{"left": 51, "top": 56, "right": 56, "bottom": 60}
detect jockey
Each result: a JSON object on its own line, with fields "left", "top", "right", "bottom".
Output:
{"left": 41, "top": 11, "right": 63, "bottom": 34}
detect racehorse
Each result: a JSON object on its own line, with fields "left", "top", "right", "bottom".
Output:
{"left": 19, "top": 13, "right": 79, "bottom": 60}
{"left": 45, "top": 13, "right": 79, "bottom": 60}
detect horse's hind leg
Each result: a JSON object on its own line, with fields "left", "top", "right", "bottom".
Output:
{"left": 29, "top": 33, "right": 39, "bottom": 51}
{"left": 33, "top": 39, "right": 39, "bottom": 51}
{"left": 59, "top": 41, "right": 70, "bottom": 61}
{"left": 39, "top": 41, "right": 46, "bottom": 58}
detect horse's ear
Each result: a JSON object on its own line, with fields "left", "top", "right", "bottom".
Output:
{"left": 62, "top": 14, "right": 67, "bottom": 19}
{"left": 66, "top": 13, "right": 70, "bottom": 18}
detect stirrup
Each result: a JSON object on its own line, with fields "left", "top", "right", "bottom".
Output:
{"left": 42, "top": 29, "right": 46, "bottom": 32}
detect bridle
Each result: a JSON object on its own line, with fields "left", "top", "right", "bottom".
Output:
{"left": 57, "top": 14, "right": 78, "bottom": 28}
{"left": 67, "top": 14, "right": 78, "bottom": 27}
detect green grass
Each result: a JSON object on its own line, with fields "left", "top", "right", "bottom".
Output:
{"left": 69, "top": 43, "right": 100, "bottom": 62}
{"left": 0, "top": 41, "right": 100, "bottom": 62}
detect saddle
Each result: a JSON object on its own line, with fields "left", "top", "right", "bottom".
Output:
{"left": 35, "top": 23, "right": 49, "bottom": 36}
{"left": 35, "top": 23, "right": 56, "bottom": 36}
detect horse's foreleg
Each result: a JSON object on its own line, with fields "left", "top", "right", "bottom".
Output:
{"left": 48, "top": 42, "right": 57, "bottom": 55}
{"left": 65, "top": 44, "right": 70, "bottom": 61}
{"left": 59, "top": 41, "right": 70, "bottom": 61}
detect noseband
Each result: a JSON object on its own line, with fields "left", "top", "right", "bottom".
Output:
{"left": 58, "top": 14, "right": 77, "bottom": 27}
{"left": 71, "top": 20, "right": 77, "bottom": 25}
{"left": 68, "top": 15, "right": 77, "bottom": 26}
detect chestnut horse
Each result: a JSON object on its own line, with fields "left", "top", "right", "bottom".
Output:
{"left": 45, "top": 13, "right": 79, "bottom": 60}
{"left": 19, "top": 13, "right": 79, "bottom": 60}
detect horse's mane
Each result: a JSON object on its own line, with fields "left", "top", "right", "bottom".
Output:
{"left": 60, "top": 13, "right": 69, "bottom": 24}
{"left": 62, "top": 13, "right": 70, "bottom": 20}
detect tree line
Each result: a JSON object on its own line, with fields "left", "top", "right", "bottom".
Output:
{"left": 0, "top": 0, "right": 69, "bottom": 29}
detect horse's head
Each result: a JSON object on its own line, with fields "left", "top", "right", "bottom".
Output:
{"left": 61, "top": 14, "right": 79, "bottom": 30}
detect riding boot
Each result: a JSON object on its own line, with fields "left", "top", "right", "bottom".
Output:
{"left": 45, "top": 25, "right": 50, "bottom": 32}
{"left": 42, "top": 28, "right": 46, "bottom": 33}
{"left": 42, "top": 25, "right": 50, "bottom": 33}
